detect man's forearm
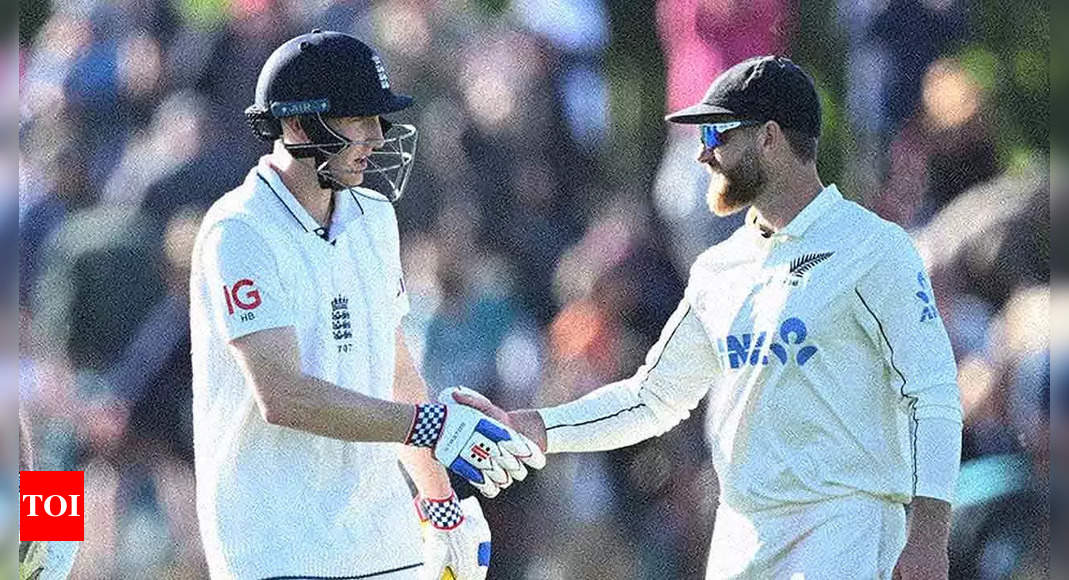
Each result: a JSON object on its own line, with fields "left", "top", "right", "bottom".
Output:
{"left": 398, "top": 447, "right": 453, "bottom": 498}
{"left": 393, "top": 330, "right": 453, "bottom": 498}
{"left": 531, "top": 302, "right": 714, "bottom": 454}
{"left": 232, "top": 328, "right": 419, "bottom": 443}
{"left": 532, "top": 375, "right": 696, "bottom": 453}
{"left": 259, "top": 372, "right": 416, "bottom": 443}
{"left": 906, "top": 496, "right": 952, "bottom": 545}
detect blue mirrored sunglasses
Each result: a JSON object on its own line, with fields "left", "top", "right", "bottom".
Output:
{"left": 699, "top": 120, "right": 761, "bottom": 149}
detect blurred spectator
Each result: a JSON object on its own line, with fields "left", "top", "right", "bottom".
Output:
{"left": 422, "top": 251, "right": 530, "bottom": 397}
{"left": 102, "top": 89, "right": 207, "bottom": 209}
{"left": 652, "top": 0, "right": 794, "bottom": 271}
{"left": 951, "top": 351, "right": 1049, "bottom": 579}
{"left": 28, "top": 206, "right": 164, "bottom": 372}
{"left": 19, "top": 130, "right": 96, "bottom": 307}
{"left": 840, "top": 0, "right": 966, "bottom": 139}
{"left": 874, "top": 58, "right": 999, "bottom": 227}
{"left": 512, "top": 0, "right": 610, "bottom": 150}
{"left": 105, "top": 207, "right": 202, "bottom": 460}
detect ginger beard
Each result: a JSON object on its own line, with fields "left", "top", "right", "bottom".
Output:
{"left": 705, "top": 141, "right": 766, "bottom": 216}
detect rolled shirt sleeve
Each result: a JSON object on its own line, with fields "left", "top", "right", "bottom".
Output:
{"left": 854, "top": 226, "right": 963, "bottom": 502}
{"left": 538, "top": 298, "right": 720, "bottom": 453}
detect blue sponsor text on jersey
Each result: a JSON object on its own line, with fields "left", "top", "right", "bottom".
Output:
{"left": 915, "top": 271, "right": 940, "bottom": 322}
{"left": 715, "top": 317, "right": 819, "bottom": 369}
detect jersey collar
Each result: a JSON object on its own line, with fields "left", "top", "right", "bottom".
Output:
{"left": 256, "top": 160, "right": 325, "bottom": 237}
{"left": 256, "top": 159, "right": 371, "bottom": 242}
{"left": 758, "top": 183, "right": 843, "bottom": 240}
{"left": 326, "top": 188, "right": 369, "bottom": 241}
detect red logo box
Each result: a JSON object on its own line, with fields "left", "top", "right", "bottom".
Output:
{"left": 20, "top": 471, "right": 84, "bottom": 541}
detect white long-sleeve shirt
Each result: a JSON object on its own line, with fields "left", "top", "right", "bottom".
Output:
{"left": 539, "top": 185, "right": 962, "bottom": 512}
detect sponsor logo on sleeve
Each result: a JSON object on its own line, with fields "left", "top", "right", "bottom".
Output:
{"left": 915, "top": 271, "right": 940, "bottom": 322}
{"left": 223, "top": 278, "right": 262, "bottom": 322}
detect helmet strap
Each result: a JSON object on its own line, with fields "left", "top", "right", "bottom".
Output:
{"left": 282, "top": 115, "right": 350, "bottom": 191}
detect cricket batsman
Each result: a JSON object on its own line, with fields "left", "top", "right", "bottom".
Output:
{"left": 453, "top": 56, "right": 963, "bottom": 579}
{"left": 189, "top": 31, "right": 543, "bottom": 579}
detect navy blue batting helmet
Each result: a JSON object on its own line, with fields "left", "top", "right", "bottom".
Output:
{"left": 245, "top": 30, "right": 418, "bottom": 201}
{"left": 246, "top": 30, "right": 412, "bottom": 137}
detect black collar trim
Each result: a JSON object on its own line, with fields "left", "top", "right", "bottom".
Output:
{"left": 258, "top": 173, "right": 310, "bottom": 233}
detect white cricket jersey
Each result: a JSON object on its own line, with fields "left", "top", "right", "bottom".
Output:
{"left": 539, "top": 185, "right": 963, "bottom": 513}
{"left": 189, "top": 159, "right": 422, "bottom": 579}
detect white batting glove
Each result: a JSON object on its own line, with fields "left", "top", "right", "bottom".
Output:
{"left": 439, "top": 386, "right": 546, "bottom": 497}
{"left": 404, "top": 387, "right": 545, "bottom": 498}
{"left": 417, "top": 494, "right": 491, "bottom": 580}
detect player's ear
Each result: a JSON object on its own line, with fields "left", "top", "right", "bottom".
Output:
{"left": 761, "top": 121, "right": 791, "bottom": 160}
{"left": 280, "top": 117, "right": 309, "bottom": 144}
{"left": 759, "top": 121, "right": 779, "bottom": 151}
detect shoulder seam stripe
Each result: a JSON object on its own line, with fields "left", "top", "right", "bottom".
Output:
{"left": 349, "top": 189, "right": 365, "bottom": 215}
{"left": 854, "top": 287, "right": 918, "bottom": 496}
{"left": 646, "top": 302, "right": 691, "bottom": 374}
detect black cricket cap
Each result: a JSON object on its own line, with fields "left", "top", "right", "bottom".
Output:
{"left": 665, "top": 55, "right": 821, "bottom": 137}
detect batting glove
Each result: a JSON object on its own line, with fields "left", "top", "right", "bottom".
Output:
{"left": 417, "top": 494, "right": 491, "bottom": 580}
{"left": 404, "top": 388, "right": 545, "bottom": 498}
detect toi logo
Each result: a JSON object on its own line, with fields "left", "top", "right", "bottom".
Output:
{"left": 20, "top": 471, "right": 84, "bottom": 541}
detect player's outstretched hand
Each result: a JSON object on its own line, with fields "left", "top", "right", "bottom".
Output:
{"left": 403, "top": 387, "right": 545, "bottom": 497}
{"left": 445, "top": 386, "right": 549, "bottom": 455}
{"left": 417, "top": 494, "right": 491, "bottom": 580}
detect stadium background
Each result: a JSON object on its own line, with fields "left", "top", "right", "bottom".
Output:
{"left": 14, "top": 0, "right": 1051, "bottom": 577}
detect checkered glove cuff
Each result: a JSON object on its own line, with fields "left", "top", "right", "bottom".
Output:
{"left": 405, "top": 403, "right": 446, "bottom": 448}
{"left": 415, "top": 493, "right": 465, "bottom": 531}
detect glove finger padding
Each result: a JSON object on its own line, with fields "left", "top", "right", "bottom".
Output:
{"left": 495, "top": 451, "right": 528, "bottom": 481}
{"left": 417, "top": 494, "right": 491, "bottom": 580}
{"left": 469, "top": 478, "right": 500, "bottom": 499}
{"left": 500, "top": 434, "right": 546, "bottom": 470}
{"left": 455, "top": 497, "right": 491, "bottom": 578}
{"left": 425, "top": 388, "right": 538, "bottom": 493}
{"left": 440, "top": 386, "right": 547, "bottom": 472}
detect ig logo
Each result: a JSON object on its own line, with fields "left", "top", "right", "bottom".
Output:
{"left": 223, "top": 278, "right": 262, "bottom": 321}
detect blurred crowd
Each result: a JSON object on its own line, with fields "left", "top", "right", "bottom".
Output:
{"left": 15, "top": 0, "right": 1049, "bottom": 578}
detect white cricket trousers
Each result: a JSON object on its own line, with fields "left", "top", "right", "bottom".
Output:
{"left": 705, "top": 493, "right": 908, "bottom": 579}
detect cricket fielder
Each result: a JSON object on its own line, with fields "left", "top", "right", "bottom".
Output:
{"left": 454, "top": 56, "right": 963, "bottom": 579}
{"left": 190, "top": 31, "right": 543, "bottom": 579}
